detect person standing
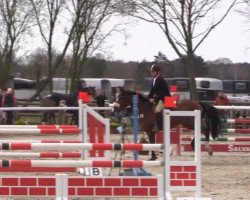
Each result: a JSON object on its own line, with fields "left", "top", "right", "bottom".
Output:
{"left": 113, "top": 87, "right": 123, "bottom": 102}
{"left": 0, "top": 88, "right": 5, "bottom": 124}
{"left": 214, "top": 91, "right": 230, "bottom": 106}
{"left": 148, "top": 64, "right": 171, "bottom": 131}
{"left": 2, "top": 88, "right": 15, "bottom": 124}
{"left": 214, "top": 91, "right": 230, "bottom": 127}
{"left": 95, "top": 90, "right": 107, "bottom": 117}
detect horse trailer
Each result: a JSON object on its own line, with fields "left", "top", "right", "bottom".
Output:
{"left": 79, "top": 78, "right": 112, "bottom": 100}
{"left": 223, "top": 80, "right": 250, "bottom": 97}
{"left": 163, "top": 77, "right": 223, "bottom": 102}
{"left": 53, "top": 78, "right": 71, "bottom": 94}
{"left": 195, "top": 77, "right": 223, "bottom": 101}
{"left": 14, "top": 78, "right": 37, "bottom": 100}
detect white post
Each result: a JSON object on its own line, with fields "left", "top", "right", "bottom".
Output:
{"left": 163, "top": 110, "right": 202, "bottom": 199}
{"left": 78, "top": 99, "right": 83, "bottom": 130}
{"left": 78, "top": 99, "right": 83, "bottom": 141}
{"left": 157, "top": 174, "right": 165, "bottom": 200}
{"left": 105, "top": 119, "right": 110, "bottom": 139}
{"left": 163, "top": 109, "right": 171, "bottom": 199}
{"left": 83, "top": 104, "right": 88, "bottom": 160}
{"left": 194, "top": 110, "right": 202, "bottom": 198}
{"left": 56, "top": 174, "right": 68, "bottom": 200}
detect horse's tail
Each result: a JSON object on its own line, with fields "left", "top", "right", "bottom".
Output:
{"left": 199, "top": 102, "right": 221, "bottom": 140}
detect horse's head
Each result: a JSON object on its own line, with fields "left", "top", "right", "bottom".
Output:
{"left": 112, "top": 90, "right": 150, "bottom": 112}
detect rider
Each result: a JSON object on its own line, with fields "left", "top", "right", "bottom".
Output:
{"left": 148, "top": 64, "right": 171, "bottom": 131}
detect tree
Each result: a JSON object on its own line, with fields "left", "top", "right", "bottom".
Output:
{"left": 120, "top": 0, "right": 243, "bottom": 99}
{"left": 29, "top": 0, "right": 73, "bottom": 96}
{"left": 67, "top": 0, "right": 125, "bottom": 92}
{"left": 135, "top": 60, "right": 151, "bottom": 90}
{"left": 0, "top": 0, "right": 34, "bottom": 86}
{"left": 154, "top": 52, "right": 170, "bottom": 63}
{"left": 82, "top": 57, "right": 107, "bottom": 78}
{"left": 25, "top": 48, "right": 49, "bottom": 79}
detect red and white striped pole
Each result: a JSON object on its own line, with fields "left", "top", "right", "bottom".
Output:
{"left": 0, "top": 142, "right": 163, "bottom": 151}
{"left": 0, "top": 160, "right": 163, "bottom": 168}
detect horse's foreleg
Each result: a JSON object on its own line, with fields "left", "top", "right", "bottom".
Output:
{"left": 204, "top": 133, "right": 213, "bottom": 156}
{"left": 146, "top": 131, "right": 157, "bottom": 160}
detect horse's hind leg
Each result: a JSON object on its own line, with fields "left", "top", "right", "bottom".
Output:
{"left": 204, "top": 133, "right": 213, "bottom": 156}
{"left": 146, "top": 131, "right": 157, "bottom": 160}
{"left": 191, "top": 135, "right": 213, "bottom": 156}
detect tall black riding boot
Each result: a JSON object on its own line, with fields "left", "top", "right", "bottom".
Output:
{"left": 156, "top": 112, "right": 163, "bottom": 131}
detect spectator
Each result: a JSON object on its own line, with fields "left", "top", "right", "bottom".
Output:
{"left": 95, "top": 90, "right": 107, "bottom": 117}
{"left": 113, "top": 87, "right": 123, "bottom": 102}
{"left": 214, "top": 91, "right": 230, "bottom": 127}
{"left": 2, "top": 88, "right": 15, "bottom": 124}
{"left": 113, "top": 87, "right": 126, "bottom": 123}
{"left": 0, "top": 87, "right": 5, "bottom": 124}
{"left": 214, "top": 91, "right": 230, "bottom": 106}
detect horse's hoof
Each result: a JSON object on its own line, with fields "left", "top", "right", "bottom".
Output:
{"left": 148, "top": 157, "right": 157, "bottom": 161}
{"left": 208, "top": 150, "right": 213, "bottom": 157}
{"left": 207, "top": 148, "right": 213, "bottom": 156}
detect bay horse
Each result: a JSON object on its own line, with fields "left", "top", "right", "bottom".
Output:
{"left": 41, "top": 87, "right": 96, "bottom": 125}
{"left": 113, "top": 91, "right": 221, "bottom": 160}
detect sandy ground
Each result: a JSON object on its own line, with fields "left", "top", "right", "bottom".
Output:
{"left": 0, "top": 130, "right": 249, "bottom": 200}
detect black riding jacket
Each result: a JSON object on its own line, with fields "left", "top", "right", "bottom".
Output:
{"left": 148, "top": 75, "right": 171, "bottom": 101}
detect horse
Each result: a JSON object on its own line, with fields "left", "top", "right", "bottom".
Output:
{"left": 113, "top": 91, "right": 221, "bottom": 160}
{"left": 41, "top": 87, "right": 96, "bottom": 125}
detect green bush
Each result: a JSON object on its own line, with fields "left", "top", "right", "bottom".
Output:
{"left": 14, "top": 120, "right": 29, "bottom": 125}
{"left": 110, "top": 121, "right": 119, "bottom": 129}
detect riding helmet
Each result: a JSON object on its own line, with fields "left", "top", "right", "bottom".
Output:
{"left": 150, "top": 64, "right": 161, "bottom": 72}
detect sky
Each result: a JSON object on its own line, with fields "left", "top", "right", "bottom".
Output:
{"left": 107, "top": 4, "right": 250, "bottom": 63}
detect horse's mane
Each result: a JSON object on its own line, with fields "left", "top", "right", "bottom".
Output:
{"left": 123, "top": 91, "right": 149, "bottom": 103}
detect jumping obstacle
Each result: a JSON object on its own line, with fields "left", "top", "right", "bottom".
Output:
{"left": 222, "top": 128, "right": 250, "bottom": 133}
{"left": 0, "top": 128, "right": 81, "bottom": 134}
{"left": 82, "top": 104, "right": 110, "bottom": 158}
{"left": 0, "top": 160, "right": 162, "bottom": 168}
{"left": 0, "top": 174, "right": 163, "bottom": 199}
{"left": 178, "top": 136, "right": 250, "bottom": 153}
{"left": 155, "top": 127, "right": 181, "bottom": 156}
{"left": 221, "top": 118, "right": 250, "bottom": 124}
{"left": 0, "top": 124, "right": 78, "bottom": 129}
{"left": 0, "top": 102, "right": 111, "bottom": 159}
{"left": 164, "top": 111, "right": 250, "bottom": 154}
{"left": 0, "top": 140, "right": 81, "bottom": 143}
{"left": 184, "top": 144, "right": 250, "bottom": 152}
{"left": 0, "top": 123, "right": 80, "bottom": 135}
{"left": 183, "top": 136, "right": 250, "bottom": 142}
{"left": 0, "top": 101, "right": 208, "bottom": 199}
{"left": 0, "top": 152, "right": 82, "bottom": 158}
{"left": 163, "top": 110, "right": 203, "bottom": 199}
{"left": 215, "top": 106, "right": 250, "bottom": 134}
{"left": 0, "top": 103, "right": 112, "bottom": 173}
{"left": 0, "top": 142, "right": 163, "bottom": 151}
{"left": 0, "top": 110, "right": 206, "bottom": 199}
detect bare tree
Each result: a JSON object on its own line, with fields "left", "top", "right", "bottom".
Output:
{"left": 121, "top": 0, "right": 244, "bottom": 99}
{"left": 0, "top": 0, "right": 34, "bottom": 87}
{"left": 67, "top": 0, "right": 126, "bottom": 92}
{"left": 29, "top": 0, "right": 124, "bottom": 97}
{"left": 29, "top": 0, "right": 72, "bottom": 96}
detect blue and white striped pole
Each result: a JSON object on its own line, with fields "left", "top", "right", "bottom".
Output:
{"left": 133, "top": 95, "right": 139, "bottom": 175}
